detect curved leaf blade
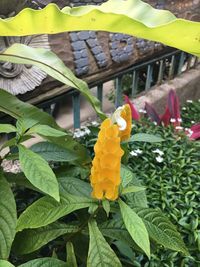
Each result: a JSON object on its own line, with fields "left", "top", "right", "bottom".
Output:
{"left": 87, "top": 219, "right": 122, "bottom": 267}
{"left": 31, "top": 142, "right": 79, "bottom": 162}
{"left": 18, "top": 258, "right": 66, "bottom": 267}
{"left": 28, "top": 125, "right": 67, "bottom": 137}
{"left": 17, "top": 193, "right": 95, "bottom": 231}
{"left": 13, "top": 222, "right": 79, "bottom": 255}
{"left": 0, "top": 261, "right": 14, "bottom": 267}
{"left": 118, "top": 199, "right": 150, "bottom": 258}
{"left": 66, "top": 242, "right": 78, "bottom": 267}
{"left": 0, "top": 44, "right": 106, "bottom": 120}
{"left": 128, "top": 133, "right": 164, "bottom": 143}
{"left": 135, "top": 208, "right": 189, "bottom": 255}
{"left": 0, "top": 124, "right": 17, "bottom": 134}
{"left": 18, "top": 145, "right": 60, "bottom": 201}
{"left": 0, "top": 1, "right": 199, "bottom": 56}
{"left": 0, "top": 172, "right": 17, "bottom": 259}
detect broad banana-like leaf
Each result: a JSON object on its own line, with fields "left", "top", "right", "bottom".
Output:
{"left": 0, "top": 44, "right": 106, "bottom": 120}
{"left": 0, "top": 0, "right": 199, "bottom": 57}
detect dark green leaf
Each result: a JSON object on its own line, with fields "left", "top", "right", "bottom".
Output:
{"left": 0, "top": 172, "right": 17, "bottom": 259}
{"left": 13, "top": 222, "right": 79, "bottom": 255}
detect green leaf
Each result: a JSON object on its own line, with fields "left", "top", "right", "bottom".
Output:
{"left": 4, "top": 172, "right": 40, "bottom": 192}
{"left": 13, "top": 222, "right": 79, "bottom": 255}
{"left": 121, "top": 186, "right": 146, "bottom": 195}
{"left": 0, "top": 124, "right": 17, "bottom": 134}
{"left": 121, "top": 165, "right": 148, "bottom": 208}
{"left": 0, "top": 44, "right": 106, "bottom": 120}
{"left": 87, "top": 219, "right": 122, "bottom": 267}
{"left": 135, "top": 208, "right": 189, "bottom": 255}
{"left": 66, "top": 242, "right": 78, "bottom": 267}
{"left": 28, "top": 125, "right": 67, "bottom": 137}
{"left": 0, "top": 260, "right": 14, "bottom": 267}
{"left": 128, "top": 134, "right": 164, "bottom": 143}
{"left": 18, "top": 258, "right": 66, "bottom": 267}
{"left": 0, "top": 90, "right": 91, "bottom": 164}
{"left": 118, "top": 199, "right": 150, "bottom": 258}
{"left": 31, "top": 142, "right": 78, "bottom": 162}
{"left": 120, "top": 165, "right": 133, "bottom": 188}
{"left": 99, "top": 218, "right": 134, "bottom": 248}
{"left": 0, "top": 89, "right": 59, "bottom": 128}
{"left": 58, "top": 175, "right": 92, "bottom": 198}
{"left": 0, "top": 1, "right": 199, "bottom": 56}
{"left": 17, "top": 193, "right": 95, "bottom": 231}
{"left": 102, "top": 199, "right": 110, "bottom": 217}
{"left": 0, "top": 172, "right": 17, "bottom": 259}
{"left": 18, "top": 145, "right": 60, "bottom": 201}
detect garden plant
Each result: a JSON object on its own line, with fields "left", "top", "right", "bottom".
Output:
{"left": 0, "top": 0, "right": 199, "bottom": 266}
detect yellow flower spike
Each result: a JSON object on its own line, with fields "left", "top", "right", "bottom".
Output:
{"left": 90, "top": 118, "right": 124, "bottom": 201}
{"left": 117, "top": 104, "right": 132, "bottom": 141}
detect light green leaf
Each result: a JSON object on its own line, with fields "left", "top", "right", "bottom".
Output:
{"left": 120, "top": 165, "right": 133, "bottom": 188}
{"left": 0, "top": 44, "right": 106, "bottom": 120}
{"left": 0, "top": 1, "right": 199, "bottom": 56}
{"left": 121, "top": 186, "right": 146, "bottom": 195}
{"left": 0, "top": 124, "right": 17, "bottom": 134}
{"left": 28, "top": 125, "right": 67, "bottom": 137}
{"left": 0, "top": 172, "right": 17, "bottom": 259}
{"left": 0, "top": 260, "right": 14, "bottom": 267}
{"left": 87, "top": 219, "right": 122, "bottom": 267}
{"left": 102, "top": 199, "right": 110, "bottom": 217}
{"left": 13, "top": 222, "right": 79, "bottom": 255}
{"left": 18, "top": 145, "right": 59, "bottom": 201}
{"left": 135, "top": 208, "right": 189, "bottom": 255}
{"left": 128, "top": 134, "right": 164, "bottom": 143}
{"left": 18, "top": 258, "right": 66, "bottom": 267}
{"left": 66, "top": 242, "right": 78, "bottom": 267}
{"left": 121, "top": 165, "right": 148, "bottom": 208}
{"left": 118, "top": 199, "right": 150, "bottom": 258}
{"left": 17, "top": 193, "right": 95, "bottom": 231}
{"left": 31, "top": 142, "right": 78, "bottom": 162}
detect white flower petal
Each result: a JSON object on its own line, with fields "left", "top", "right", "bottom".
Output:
{"left": 112, "top": 106, "right": 127, "bottom": 130}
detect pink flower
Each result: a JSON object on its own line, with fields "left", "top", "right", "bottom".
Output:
{"left": 124, "top": 95, "right": 140, "bottom": 121}
{"left": 145, "top": 90, "right": 181, "bottom": 127}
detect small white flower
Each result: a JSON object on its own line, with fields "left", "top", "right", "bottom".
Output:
{"left": 170, "top": 118, "right": 176, "bottom": 123}
{"left": 191, "top": 121, "right": 195, "bottom": 124}
{"left": 134, "top": 149, "right": 143, "bottom": 154}
{"left": 139, "top": 109, "right": 147, "bottom": 114}
{"left": 130, "top": 151, "right": 138, "bottom": 157}
{"left": 152, "top": 149, "right": 164, "bottom": 156}
{"left": 175, "top": 126, "right": 183, "bottom": 130}
{"left": 156, "top": 155, "right": 164, "bottom": 163}
{"left": 177, "top": 118, "right": 182, "bottom": 122}
{"left": 153, "top": 121, "right": 158, "bottom": 125}
{"left": 182, "top": 107, "right": 187, "bottom": 110}
{"left": 91, "top": 121, "right": 98, "bottom": 126}
{"left": 198, "top": 99, "right": 200, "bottom": 102}
{"left": 186, "top": 100, "right": 193, "bottom": 103}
